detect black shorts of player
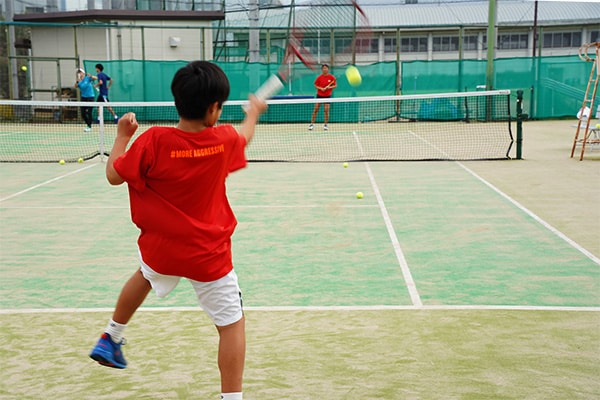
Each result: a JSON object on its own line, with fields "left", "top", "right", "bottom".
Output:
{"left": 316, "top": 94, "right": 331, "bottom": 104}
{"left": 97, "top": 95, "right": 110, "bottom": 102}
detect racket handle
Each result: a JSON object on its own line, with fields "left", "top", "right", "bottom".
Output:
{"left": 243, "top": 75, "right": 284, "bottom": 112}
{"left": 254, "top": 74, "right": 284, "bottom": 100}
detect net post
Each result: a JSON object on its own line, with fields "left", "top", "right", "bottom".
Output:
{"left": 99, "top": 105, "right": 105, "bottom": 162}
{"left": 516, "top": 90, "right": 524, "bottom": 160}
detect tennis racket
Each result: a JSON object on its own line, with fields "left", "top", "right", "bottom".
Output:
{"left": 249, "top": 0, "right": 370, "bottom": 102}
{"left": 323, "top": 80, "right": 336, "bottom": 90}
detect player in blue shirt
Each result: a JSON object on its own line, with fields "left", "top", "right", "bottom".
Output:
{"left": 75, "top": 68, "right": 97, "bottom": 132}
{"left": 95, "top": 63, "right": 119, "bottom": 123}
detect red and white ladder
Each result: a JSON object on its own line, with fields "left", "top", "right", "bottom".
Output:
{"left": 571, "top": 42, "right": 600, "bottom": 160}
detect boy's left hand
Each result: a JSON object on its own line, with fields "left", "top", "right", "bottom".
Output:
{"left": 117, "top": 112, "right": 139, "bottom": 139}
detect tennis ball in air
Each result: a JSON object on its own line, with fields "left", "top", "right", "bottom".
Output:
{"left": 343, "top": 162, "right": 349, "bottom": 168}
{"left": 59, "top": 159, "right": 65, "bottom": 165}
{"left": 78, "top": 157, "right": 84, "bottom": 163}
{"left": 346, "top": 66, "right": 362, "bottom": 87}
{"left": 21, "top": 65, "right": 27, "bottom": 72}
{"left": 356, "top": 191, "right": 364, "bottom": 199}
{"left": 596, "top": 123, "right": 600, "bottom": 129}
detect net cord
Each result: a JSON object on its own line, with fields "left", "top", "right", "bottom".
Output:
{"left": 0, "top": 90, "right": 512, "bottom": 109}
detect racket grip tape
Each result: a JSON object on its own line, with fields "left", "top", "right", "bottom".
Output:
{"left": 243, "top": 75, "right": 284, "bottom": 112}
{"left": 254, "top": 75, "right": 284, "bottom": 100}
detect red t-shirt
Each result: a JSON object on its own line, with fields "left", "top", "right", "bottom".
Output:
{"left": 315, "top": 74, "right": 336, "bottom": 98}
{"left": 114, "top": 125, "right": 247, "bottom": 282}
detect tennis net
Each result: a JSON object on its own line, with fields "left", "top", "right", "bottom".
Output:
{"left": 0, "top": 90, "right": 513, "bottom": 163}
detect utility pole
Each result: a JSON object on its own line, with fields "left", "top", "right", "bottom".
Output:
{"left": 6, "top": 0, "right": 19, "bottom": 99}
{"left": 485, "top": 0, "right": 497, "bottom": 91}
{"left": 248, "top": 0, "right": 260, "bottom": 62}
{"left": 532, "top": 0, "right": 538, "bottom": 57}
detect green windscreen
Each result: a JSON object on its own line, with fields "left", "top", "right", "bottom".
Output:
{"left": 83, "top": 55, "right": 596, "bottom": 119}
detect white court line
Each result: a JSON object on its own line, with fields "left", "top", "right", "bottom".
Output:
{"left": 403, "top": 129, "right": 600, "bottom": 266}
{"left": 1, "top": 206, "right": 128, "bottom": 209}
{"left": 0, "top": 163, "right": 99, "bottom": 203}
{"left": 1, "top": 205, "right": 378, "bottom": 210}
{"left": 235, "top": 205, "right": 377, "bottom": 208}
{"left": 456, "top": 163, "right": 600, "bottom": 266}
{"left": 353, "top": 132, "right": 423, "bottom": 307}
{"left": 1, "top": 304, "right": 598, "bottom": 315}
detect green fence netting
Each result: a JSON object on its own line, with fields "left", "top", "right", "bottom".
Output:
{"left": 84, "top": 55, "right": 597, "bottom": 119}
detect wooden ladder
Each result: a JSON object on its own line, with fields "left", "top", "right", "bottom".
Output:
{"left": 570, "top": 42, "right": 600, "bottom": 160}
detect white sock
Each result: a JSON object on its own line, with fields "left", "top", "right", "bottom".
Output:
{"left": 105, "top": 319, "right": 127, "bottom": 343}
{"left": 221, "top": 393, "right": 242, "bottom": 400}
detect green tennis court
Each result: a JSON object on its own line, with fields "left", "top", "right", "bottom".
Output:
{"left": 1, "top": 120, "right": 599, "bottom": 399}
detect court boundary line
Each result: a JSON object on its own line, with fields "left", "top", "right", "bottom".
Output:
{"left": 353, "top": 131, "right": 423, "bottom": 307}
{"left": 456, "top": 162, "right": 600, "bottom": 266}
{"left": 0, "top": 205, "right": 379, "bottom": 209}
{"left": 1, "top": 305, "right": 598, "bottom": 315}
{"left": 395, "top": 129, "right": 598, "bottom": 266}
{"left": 0, "top": 163, "right": 99, "bottom": 203}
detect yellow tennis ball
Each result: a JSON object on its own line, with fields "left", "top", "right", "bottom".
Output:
{"left": 356, "top": 191, "right": 363, "bottom": 199}
{"left": 346, "top": 66, "right": 362, "bottom": 87}
{"left": 78, "top": 157, "right": 84, "bottom": 163}
{"left": 343, "top": 162, "right": 349, "bottom": 168}
{"left": 596, "top": 123, "right": 600, "bottom": 129}
{"left": 59, "top": 159, "right": 65, "bottom": 165}
{"left": 21, "top": 65, "right": 27, "bottom": 72}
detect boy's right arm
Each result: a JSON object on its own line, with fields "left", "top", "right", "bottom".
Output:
{"left": 239, "top": 95, "right": 268, "bottom": 144}
{"left": 106, "top": 112, "right": 139, "bottom": 185}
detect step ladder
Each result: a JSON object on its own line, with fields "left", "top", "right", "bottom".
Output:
{"left": 571, "top": 42, "right": 600, "bottom": 160}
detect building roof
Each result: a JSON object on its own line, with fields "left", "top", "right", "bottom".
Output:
{"left": 13, "top": 9, "right": 224, "bottom": 23}
{"left": 223, "top": 1, "right": 600, "bottom": 29}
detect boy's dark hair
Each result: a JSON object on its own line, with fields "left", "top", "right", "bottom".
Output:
{"left": 171, "top": 61, "right": 230, "bottom": 120}
{"left": 322, "top": 64, "right": 329, "bottom": 69}
{"left": 95, "top": 64, "right": 104, "bottom": 71}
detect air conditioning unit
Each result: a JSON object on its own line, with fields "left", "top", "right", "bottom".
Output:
{"left": 169, "top": 37, "right": 181, "bottom": 48}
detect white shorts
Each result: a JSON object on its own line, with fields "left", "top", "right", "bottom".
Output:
{"left": 139, "top": 251, "right": 243, "bottom": 327}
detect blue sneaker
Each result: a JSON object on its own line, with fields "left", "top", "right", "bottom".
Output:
{"left": 114, "top": 116, "right": 119, "bottom": 124}
{"left": 89, "top": 333, "right": 127, "bottom": 369}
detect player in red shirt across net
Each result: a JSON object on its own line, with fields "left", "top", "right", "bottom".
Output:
{"left": 89, "top": 61, "right": 268, "bottom": 400}
{"left": 308, "top": 64, "right": 337, "bottom": 131}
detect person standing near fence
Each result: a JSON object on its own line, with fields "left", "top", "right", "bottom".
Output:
{"left": 94, "top": 63, "right": 119, "bottom": 123}
{"left": 88, "top": 61, "right": 268, "bottom": 400}
{"left": 75, "top": 68, "right": 96, "bottom": 132}
{"left": 308, "top": 64, "right": 337, "bottom": 131}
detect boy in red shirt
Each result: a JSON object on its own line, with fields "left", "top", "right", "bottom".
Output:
{"left": 308, "top": 64, "right": 337, "bottom": 131}
{"left": 89, "top": 61, "right": 267, "bottom": 400}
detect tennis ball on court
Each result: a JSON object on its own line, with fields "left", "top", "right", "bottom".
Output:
{"left": 78, "top": 157, "right": 84, "bottom": 163}
{"left": 356, "top": 191, "right": 364, "bottom": 199}
{"left": 596, "top": 123, "right": 600, "bottom": 129}
{"left": 21, "top": 65, "right": 27, "bottom": 72}
{"left": 343, "top": 162, "right": 349, "bottom": 168}
{"left": 346, "top": 66, "right": 362, "bottom": 87}
{"left": 59, "top": 159, "right": 65, "bottom": 165}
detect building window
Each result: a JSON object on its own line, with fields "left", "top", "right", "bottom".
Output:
{"left": 432, "top": 36, "right": 458, "bottom": 52}
{"left": 332, "top": 35, "right": 377, "bottom": 54}
{"left": 356, "top": 38, "right": 378, "bottom": 53}
{"left": 591, "top": 30, "right": 600, "bottom": 43}
{"left": 335, "top": 36, "right": 353, "bottom": 53}
{"left": 543, "top": 31, "right": 582, "bottom": 48}
{"left": 463, "top": 35, "right": 479, "bottom": 51}
{"left": 401, "top": 37, "right": 427, "bottom": 52}
{"left": 303, "top": 37, "right": 330, "bottom": 56}
{"left": 498, "top": 33, "right": 528, "bottom": 49}
{"left": 384, "top": 37, "right": 397, "bottom": 53}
